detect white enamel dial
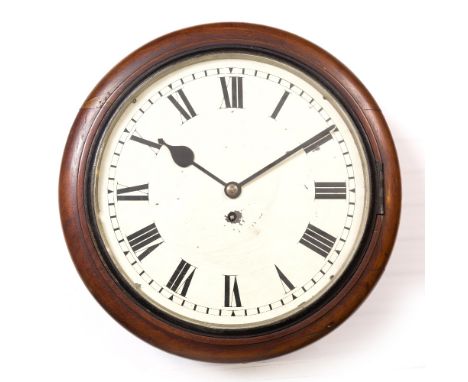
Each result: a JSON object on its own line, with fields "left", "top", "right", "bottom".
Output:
{"left": 92, "top": 53, "right": 371, "bottom": 329}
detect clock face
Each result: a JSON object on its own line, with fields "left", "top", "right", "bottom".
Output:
{"left": 91, "top": 52, "right": 371, "bottom": 330}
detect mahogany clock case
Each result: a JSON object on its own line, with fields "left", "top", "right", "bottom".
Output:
{"left": 59, "top": 23, "right": 401, "bottom": 362}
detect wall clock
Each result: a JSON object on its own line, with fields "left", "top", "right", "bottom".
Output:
{"left": 59, "top": 23, "right": 400, "bottom": 362}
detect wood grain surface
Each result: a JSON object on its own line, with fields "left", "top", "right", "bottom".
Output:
{"left": 59, "top": 22, "right": 401, "bottom": 362}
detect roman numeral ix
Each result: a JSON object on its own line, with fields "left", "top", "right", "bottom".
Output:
{"left": 117, "top": 183, "right": 149, "bottom": 201}
{"left": 314, "top": 181, "right": 347, "bottom": 199}
{"left": 300, "top": 224, "right": 336, "bottom": 257}
{"left": 220, "top": 76, "right": 243, "bottom": 109}
{"left": 127, "top": 223, "right": 162, "bottom": 261}
{"left": 224, "top": 275, "right": 242, "bottom": 307}
{"left": 166, "top": 259, "right": 196, "bottom": 297}
{"left": 167, "top": 89, "right": 197, "bottom": 122}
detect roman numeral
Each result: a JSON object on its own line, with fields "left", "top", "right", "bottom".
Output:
{"left": 130, "top": 135, "right": 162, "bottom": 149}
{"left": 116, "top": 183, "right": 149, "bottom": 201}
{"left": 300, "top": 224, "right": 336, "bottom": 257}
{"left": 314, "top": 182, "right": 347, "bottom": 199}
{"left": 275, "top": 265, "right": 295, "bottom": 293}
{"left": 220, "top": 76, "right": 243, "bottom": 109}
{"left": 127, "top": 223, "right": 162, "bottom": 261}
{"left": 270, "top": 91, "right": 290, "bottom": 119}
{"left": 166, "top": 259, "right": 196, "bottom": 297}
{"left": 304, "top": 126, "right": 336, "bottom": 153}
{"left": 224, "top": 275, "right": 242, "bottom": 307}
{"left": 167, "top": 89, "right": 197, "bottom": 122}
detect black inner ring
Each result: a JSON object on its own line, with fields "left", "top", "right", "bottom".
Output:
{"left": 84, "top": 46, "right": 381, "bottom": 338}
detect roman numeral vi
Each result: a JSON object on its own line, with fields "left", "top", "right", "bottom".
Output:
{"left": 224, "top": 275, "right": 242, "bottom": 307}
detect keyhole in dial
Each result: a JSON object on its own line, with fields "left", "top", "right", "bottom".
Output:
{"left": 226, "top": 211, "right": 242, "bottom": 224}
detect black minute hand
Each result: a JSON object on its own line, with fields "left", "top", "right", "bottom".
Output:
{"left": 158, "top": 139, "right": 227, "bottom": 186}
{"left": 239, "top": 125, "right": 336, "bottom": 187}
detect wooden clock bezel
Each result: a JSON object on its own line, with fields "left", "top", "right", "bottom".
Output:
{"left": 59, "top": 23, "right": 401, "bottom": 362}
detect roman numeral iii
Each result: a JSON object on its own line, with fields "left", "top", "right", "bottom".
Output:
{"left": 127, "top": 223, "right": 162, "bottom": 261}
{"left": 220, "top": 76, "right": 243, "bottom": 108}
{"left": 167, "top": 89, "right": 197, "bottom": 122}
{"left": 116, "top": 183, "right": 149, "bottom": 201}
{"left": 224, "top": 275, "right": 242, "bottom": 307}
{"left": 166, "top": 259, "right": 196, "bottom": 297}
{"left": 314, "top": 182, "right": 346, "bottom": 199}
{"left": 300, "top": 224, "right": 336, "bottom": 257}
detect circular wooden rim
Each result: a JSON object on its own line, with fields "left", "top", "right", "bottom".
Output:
{"left": 59, "top": 22, "right": 401, "bottom": 362}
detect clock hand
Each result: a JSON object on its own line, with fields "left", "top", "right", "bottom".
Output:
{"left": 239, "top": 125, "right": 336, "bottom": 187}
{"left": 158, "top": 139, "right": 227, "bottom": 186}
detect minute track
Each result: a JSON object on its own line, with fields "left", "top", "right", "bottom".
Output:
{"left": 101, "top": 56, "right": 365, "bottom": 329}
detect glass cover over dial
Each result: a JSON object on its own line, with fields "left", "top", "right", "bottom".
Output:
{"left": 92, "top": 53, "right": 371, "bottom": 330}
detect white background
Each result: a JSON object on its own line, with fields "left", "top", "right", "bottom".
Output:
{"left": 1, "top": 0, "right": 459, "bottom": 380}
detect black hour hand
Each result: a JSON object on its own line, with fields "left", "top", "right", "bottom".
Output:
{"left": 158, "top": 139, "right": 226, "bottom": 186}
{"left": 158, "top": 139, "right": 194, "bottom": 167}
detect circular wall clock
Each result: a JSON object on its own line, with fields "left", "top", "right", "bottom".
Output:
{"left": 59, "top": 23, "right": 400, "bottom": 362}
